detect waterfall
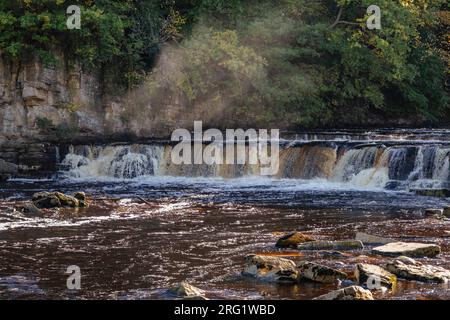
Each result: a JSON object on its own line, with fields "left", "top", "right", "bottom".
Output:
{"left": 60, "top": 145, "right": 164, "bottom": 179}
{"left": 58, "top": 141, "right": 450, "bottom": 189}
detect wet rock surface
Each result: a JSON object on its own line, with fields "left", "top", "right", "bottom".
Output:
{"left": 242, "top": 255, "right": 298, "bottom": 283}
{"left": 275, "top": 232, "right": 315, "bottom": 248}
{"left": 355, "top": 232, "right": 394, "bottom": 245}
{"left": 32, "top": 192, "right": 87, "bottom": 208}
{"left": 313, "top": 285, "right": 374, "bottom": 300}
{"left": 297, "top": 261, "right": 347, "bottom": 284}
{"left": 372, "top": 242, "right": 441, "bottom": 258}
{"left": 355, "top": 263, "right": 397, "bottom": 289}
{"left": 413, "top": 189, "right": 450, "bottom": 198}
{"left": 297, "top": 240, "right": 364, "bottom": 251}
{"left": 167, "top": 281, "right": 207, "bottom": 300}
{"left": 386, "top": 257, "right": 450, "bottom": 283}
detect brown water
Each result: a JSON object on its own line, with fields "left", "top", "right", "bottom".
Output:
{"left": 0, "top": 178, "right": 449, "bottom": 300}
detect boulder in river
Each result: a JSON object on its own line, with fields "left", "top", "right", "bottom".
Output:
{"left": 313, "top": 285, "right": 374, "bottom": 300}
{"left": 354, "top": 263, "right": 397, "bottom": 289}
{"left": 32, "top": 192, "right": 87, "bottom": 208}
{"left": 424, "top": 208, "right": 444, "bottom": 218}
{"left": 275, "top": 232, "right": 315, "bottom": 248}
{"left": 372, "top": 242, "right": 441, "bottom": 258}
{"left": 297, "top": 240, "right": 364, "bottom": 251}
{"left": 385, "top": 256, "right": 450, "bottom": 283}
{"left": 167, "top": 281, "right": 207, "bottom": 300}
{"left": 242, "top": 254, "right": 298, "bottom": 282}
{"left": 297, "top": 261, "right": 347, "bottom": 284}
{"left": 355, "top": 232, "right": 394, "bottom": 245}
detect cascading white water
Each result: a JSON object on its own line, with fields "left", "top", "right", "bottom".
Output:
{"left": 331, "top": 147, "right": 379, "bottom": 182}
{"left": 59, "top": 142, "right": 450, "bottom": 189}
{"left": 61, "top": 145, "right": 164, "bottom": 179}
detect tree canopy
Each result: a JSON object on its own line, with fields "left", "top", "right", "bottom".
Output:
{"left": 0, "top": 0, "right": 448, "bottom": 128}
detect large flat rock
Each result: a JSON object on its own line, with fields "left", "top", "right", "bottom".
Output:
{"left": 355, "top": 232, "right": 394, "bottom": 245}
{"left": 386, "top": 257, "right": 450, "bottom": 283}
{"left": 372, "top": 242, "right": 441, "bottom": 258}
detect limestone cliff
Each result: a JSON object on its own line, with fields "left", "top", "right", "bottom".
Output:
{"left": 0, "top": 52, "right": 129, "bottom": 177}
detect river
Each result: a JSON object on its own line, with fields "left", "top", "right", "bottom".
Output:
{"left": 0, "top": 129, "right": 449, "bottom": 299}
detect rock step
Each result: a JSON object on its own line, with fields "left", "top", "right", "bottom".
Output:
{"left": 372, "top": 242, "right": 441, "bottom": 258}
{"left": 355, "top": 232, "right": 394, "bottom": 245}
{"left": 297, "top": 240, "right": 364, "bottom": 251}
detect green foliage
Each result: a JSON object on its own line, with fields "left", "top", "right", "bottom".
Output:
{"left": 0, "top": 0, "right": 185, "bottom": 87}
{"left": 1, "top": 0, "right": 449, "bottom": 127}
{"left": 55, "top": 122, "right": 79, "bottom": 141}
{"left": 36, "top": 116, "right": 54, "bottom": 132}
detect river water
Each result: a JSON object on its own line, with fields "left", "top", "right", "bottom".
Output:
{"left": 0, "top": 129, "right": 449, "bottom": 300}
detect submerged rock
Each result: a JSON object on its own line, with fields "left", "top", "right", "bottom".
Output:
{"left": 413, "top": 188, "right": 450, "bottom": 198}
{"left": 16, "top": 203, "right": 43, "bottom": 217}
{"left": 355, "top": 232, "right": 394, "bottom": 245}
{"left": 385, "top": 256, "right": 450, "bottom": 283}
{"left": 354, "top": 263, "right": 397, "bottom": 289}
{"left": 32, "top": 192, "right": 87, "bottom": 209}
{"left": 424, "top": 208, "right": 444, "bottom": 218}
{"left": 372, "top": 242, "right": 441, "bottom": 258}
{"left": 313, "top": 285, "right": 374, "bottom": 300}
{"left": 242, "top": 254, "right": 298, "bottom": 282}
{"left": 167, "top": 281, "right": 207, "bottom": 300}
{"left": 297, "top": 240, "right": 364, "bottom": 251}
{"left": 297, "top": 261, "right": 347, "bottom": 284}
{"left": 275, "top": 232, "right": 315, "bottom": 248}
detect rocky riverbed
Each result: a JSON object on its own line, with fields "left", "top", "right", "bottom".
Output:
{"left": 0, "top": 177, "right": 449, "bottom": 300}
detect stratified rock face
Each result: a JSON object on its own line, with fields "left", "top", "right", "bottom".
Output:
{"left": 355, "top": 232, "right": 394, "bottom": 245}
{"left": 275, "top": 232, "right": 315, "bottom": 248}
{"left": 297, "top": 240, "right": 364, "bottom": 251}
{"left": 242, "top": 255, "right": 298, "bottom": 282}
{"left": 385, "top": 257, "right": 450, "bottom": 283}
{"left": 297, "top": 261, "right": 347, "bottom": 284}
{"left": 167, "top": 281, "right": 207, "bottom": 300}
{"left": 372, "top": 242, "right": 441, "bottom": 258}
{"left": 32, "top": 191, "right": 87, "bottom": 208}
{"left": 313, "top": 286, "right": 374, "bottom": 300}
{"left": 354, "top": 263, "right": 397, "bottom": 289}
